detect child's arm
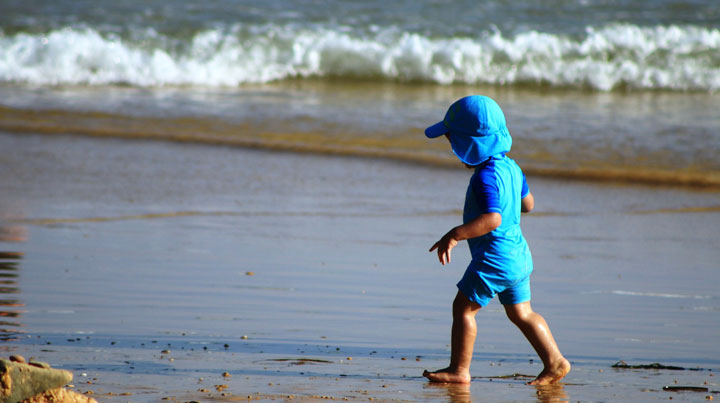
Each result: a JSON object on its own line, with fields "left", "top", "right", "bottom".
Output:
{"left": 521, "top": 192, "right": 534, "bottom": 213}
{"left": 429, "top": 212, "right": 502, "bottom": 265}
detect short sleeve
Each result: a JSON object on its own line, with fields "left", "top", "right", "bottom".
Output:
{"left": 521, "top": 173, "right": 530, "bottom": 199}
{"left": 470, "top": 169, "right": 502, "bottom": 214}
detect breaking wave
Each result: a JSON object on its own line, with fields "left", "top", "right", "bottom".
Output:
{"left": 1, "top": 23, "right": 719, "bottom": 91}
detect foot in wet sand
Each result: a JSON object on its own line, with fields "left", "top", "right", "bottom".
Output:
{"left": 423, "top": 368, "right": 471, "bottom": 384}
{"left": 527, "top": 358, "right": 571, "bottom": 385}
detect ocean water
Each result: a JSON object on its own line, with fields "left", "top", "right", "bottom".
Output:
{"left": 1, "top": 0, "right": 720, "bottom": 187}
{"left": 2, "top": 0, "right": 719, "bottom": 90}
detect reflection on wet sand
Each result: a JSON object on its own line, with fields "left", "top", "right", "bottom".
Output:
{"left": 423, "top": 382, "right": 471, "bottom": 403}
{"left": 0, "top": 225, "right": 27, "bottom": 244}
{"left": 422, "top": 376, "right": 569, "bottom": 402}
{"left": 534, "top": 383, "right": 569, "bottom": 403}
{"left": 0, "top": 222, "right": 26, "bottom": 343}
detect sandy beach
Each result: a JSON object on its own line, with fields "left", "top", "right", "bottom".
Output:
{"left": 2, "top": 0, "right": 720, "bottom": 400}
{"left": 1, "top": 131, "right": 718, "bottom": 401}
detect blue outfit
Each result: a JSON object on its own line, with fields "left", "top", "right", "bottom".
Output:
{"left": 456, "top": 154, "right": 533, "bottom": 307}
{"left": 425, "top": 95, "right": 531, "bottom": 306}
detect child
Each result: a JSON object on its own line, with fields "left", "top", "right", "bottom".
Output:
{"left": 422, "top": 95, "right": 570, "bottom": 385}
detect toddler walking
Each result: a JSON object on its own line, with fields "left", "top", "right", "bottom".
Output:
{"left": 422, "top": 95, "right": 570, "bottom": 385}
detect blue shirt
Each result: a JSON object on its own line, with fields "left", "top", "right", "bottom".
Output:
{"left": 463, "top": 154, "right": 533, "bottom": 279}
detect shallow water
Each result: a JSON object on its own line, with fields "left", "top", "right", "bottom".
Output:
{"left": 1, "top": 132, "right": 718, "bottom": 401}
{"left": 2, "top": 82, "right": 719, "bottom": 187}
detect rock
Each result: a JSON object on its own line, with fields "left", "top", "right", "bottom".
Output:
{"left": 9, "top": 356, "right": 25, "bottom": 364}
{"left": 22, "top": 388, "right": 97, "bottom": 403}
{"left": 28, "top": 361, "right": 51, "bottom": 370}
{"left": 0, "top": 359, "right": 73, "bottom": 403}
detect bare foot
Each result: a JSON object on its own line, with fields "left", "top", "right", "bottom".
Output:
{"left": 527, "top": 358, "right": 571, "bottom": 385}
{"left": 423, "top": 367, "right": 471, "bottom": 384}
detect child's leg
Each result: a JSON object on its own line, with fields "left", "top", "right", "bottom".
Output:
{"left": 423, "top": 290, "right": 482, "bottom": 383}
{"left": 504, "top": 301, "right": 571, "bottom": 385}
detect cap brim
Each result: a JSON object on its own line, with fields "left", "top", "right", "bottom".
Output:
{"left": 425, "top": 121, "right": 448, "bottom": 138}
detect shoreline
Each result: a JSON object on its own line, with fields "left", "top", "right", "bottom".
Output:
{"left": 1, "top": 78, "right": 719, "bottom": 189}
{"left": 1, "top": 114, "right": 718, "bottom": 188}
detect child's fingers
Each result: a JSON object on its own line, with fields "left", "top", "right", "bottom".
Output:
{"left": 441, "top": 250, "right": 451, "bottom": 265}
{"left": 436, "top": 247, "right": 449, "bottom": 265}
{"left": 430, "top": 238, "right": 454, "bottom": 265}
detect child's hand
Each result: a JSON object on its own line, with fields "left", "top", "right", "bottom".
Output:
{"left": 429, "top": 231, "right": 459, "bottom": 265}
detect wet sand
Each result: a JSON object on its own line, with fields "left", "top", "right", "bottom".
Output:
{"left": 1, "top": 132, "right": 719, "bottom": 401}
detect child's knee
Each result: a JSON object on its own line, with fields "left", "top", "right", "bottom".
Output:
{"left": 505, "top": 308, "right": 521, "bottom": 324}
{"left": 504, "top": 302, "right": 533, "bottom": 324}
{"left": 452, "top": 291, "right": 481, "bottom": 317}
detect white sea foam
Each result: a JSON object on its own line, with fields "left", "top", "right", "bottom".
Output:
{"left": 609, "top": 290, "right": 711, "bottom": 299}
{"left": 582, "top": 290, "right": 714, "bottom": 299}
{"left": 1, "top": 23, "right": 718, "bottom": 91}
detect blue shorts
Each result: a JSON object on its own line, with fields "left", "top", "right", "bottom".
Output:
{"left": 457, "top": 269, "right": 531, "bottom": 307}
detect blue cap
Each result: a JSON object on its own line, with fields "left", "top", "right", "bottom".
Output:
{"left": 425, "top": 95, "right": 512, "bottom": 165}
